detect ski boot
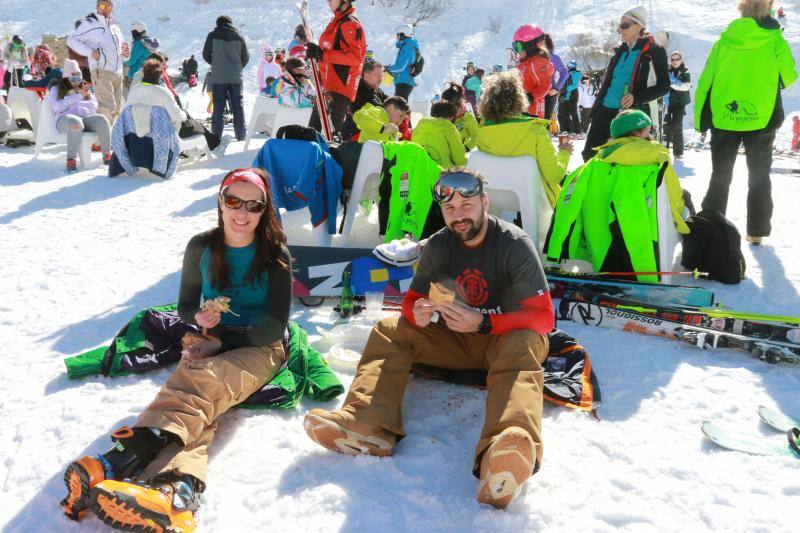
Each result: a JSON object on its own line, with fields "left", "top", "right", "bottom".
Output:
{"left": 790, "top": 427, "right": 800, "bottom": 456}
{"left": 66, "top": 158, "right": 78, "bottom": 174}
{"left": 60, "top": 426, "right": 169, "bottom": 521}
{"left": 91, "top": 473, "right": 200, "bottom": 533}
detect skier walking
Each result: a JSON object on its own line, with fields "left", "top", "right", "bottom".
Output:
{"left": 696, "top": 0, "right": 797, "bottom": 245}
{"left": 385, "top": 24, "right": 420, "bottom": 101}
{"left": 68, "top": 0, "right": 128, "bottom": 124}
{"left": 581, "top": 6, "right": 670, "bottom": 161}
{"left": 563, "top": 60, "right": 583, "bottom": 134}
{"left": 202, "top": 15, "right": 249, "bottom": 141}
{"left": 664, "top": 51, "right": 690, "bottom": 158}
{"left": 512, "top": 24, "right": 553, "bottom": 118}
{"left": 305, "top": 0, "right": 367, "bottom": 137}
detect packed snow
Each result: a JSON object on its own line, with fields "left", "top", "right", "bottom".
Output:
{"left": 2, "top": 1, "right": 800, "bottom": 532}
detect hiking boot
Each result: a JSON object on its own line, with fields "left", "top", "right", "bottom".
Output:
{"left": 91, "top": 474, "right": 199, "bottom": 533}
{"left": 66, "top": 158, "right": 78, "bottom": 174}
{"left": 60, "top": 456, "right": 106, "bottom": 521}
{"left": 476, "top": 427, "right": 536, "bottom": 510}
{"left": 746, "top": 235, "right": 763, "bottom": 246}
{"left": 304, "top": 408, "right": 395, "bottom": 456}
{"left": 103, "top": 151, "right": 113, "bottom": 165}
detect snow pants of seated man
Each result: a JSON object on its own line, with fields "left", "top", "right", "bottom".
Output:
{"left": 342, "top": 316, "right": 549, "bottom": 476}
{"left": 134, "top": 341, "right": 285, "bottom": 484}
{"left": 56, "top": 114, "right": 111, "bottom": 159}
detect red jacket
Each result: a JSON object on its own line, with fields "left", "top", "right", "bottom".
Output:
{"left": 517, "top": 54, "right": 553, "bottom": 117}
{"left": 318, "top": 6, "right": 367, "bottom": 101}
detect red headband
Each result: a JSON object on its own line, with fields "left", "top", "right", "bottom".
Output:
{"left": 220, "top": 168, "right": 268, "bottom": 200}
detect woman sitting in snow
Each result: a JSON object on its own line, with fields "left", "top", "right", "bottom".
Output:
{"left": 274, "top": 57, "right": 316, "bottom": 108}
{"left": 59, "top": 168, "right": 292, "bottom": 533}
{"left": 47, "top": 59, "right": 112, "bottom": 174}
{"left": 475, "top": 70, "right": 572, "bottom": 207}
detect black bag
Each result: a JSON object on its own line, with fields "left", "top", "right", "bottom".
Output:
{"left": 681, "top": 209, "right": 746, "bottom": 284}
{"left": 276, "top": 124, "right": 319, "bottom": 142}
{"left": 409, "top": 49, "right": 425, "bottom": 77}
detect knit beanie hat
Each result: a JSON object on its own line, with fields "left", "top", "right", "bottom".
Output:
{"left": 62, "top": 59, "right": 82, "bottom": 78}
{"left": 622, "top": 5, "right": 648, "bottom": 27}
{"left": 610, "top": 110, "right": 652, "bottom": 138}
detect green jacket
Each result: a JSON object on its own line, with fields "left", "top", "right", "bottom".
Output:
{"left": 455, "top": 111, "right": 479, "bottom": 150}
{"left": 475, "top": 117, "right": 571, "bottom": 207}
{"left": 695, "top": 17, "right": 797, "bottom": 132}
{"left": 411, "top": 117, "right": 468, "bottom": 168}
{"left": 381, "top": 141, "right": 443, "bottom": 242}
{"left": 353, "top": 103, "right": 399, "bottom": 143}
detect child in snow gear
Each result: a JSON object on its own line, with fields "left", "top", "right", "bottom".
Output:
{"left": 3, "top": 35, "right": 31, "bottom": 88}
{"left": 60, "top": 169, "right": 292, "bottom": 532}
{"left": 543, "top": 35, "right": 568, "bottom": 123}
{"left": 288, "top": 24, "right": 308, "bottom": 58}
{"left": 386, "top": 24, "right": 421, "bottom": 101}
{"left": 441, "top": 82, "right": 479, "bottom": 150}
{"left": 412, "top": 100, "right": 468, "bottom": 168}
{"left": 258, "top": 44, "right": 282, "bottom": 93}
{"left": 695, "top": 0, "right": 798, "bottom": 244}
{"left": 48, "top": 59, "right": 112, "bottom": 173}
{"left": 581, "top": 6, "right": 670, "bottom": 161}
{"left": 124, "top": 21, "right": 160, "bottom": 97}
{"left": 513, "top": 24, "right": 553, "bottom": 118}
{"left": 476, "top": 70, "right": 572, "bottom": 207}
{"left": 664, "top": 51, "right": 691, "bottom": 158}
{"left": 305, "top": 167, "right": 554, "bottom": 510}
{"left": 306, "top": 0, "right": 367, "bottom": 137}
{"left": 462, "top": 62, "right": 480, "bottom": 114}
{"left": 274, "top": 57, "right": 316, "bottom": 108}
{"left": 562, "top": 60, "right": 583, "bottom": 134}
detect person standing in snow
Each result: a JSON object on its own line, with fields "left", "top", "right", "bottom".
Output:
{"left": 68, "top": 0, "right": 128, "bottom": 124}
{"left": 304, "top": 166, "right": 554, "bottom": 510}
{"left": 581, "top": 6, "right": 670, "bottom": 161}
{"left": 543, "top": 34, "right": 568, "bottom": 123}
{"left": 664, "top": 51, "right": 690, "bottom": 158}
{"left": 305, "top": 0, "right": 367, "bottom": 137}
{"left": 257, "top": 44, "right": 283, "bottom": 93}
{"left": 562, "top": 60, "right": 583, "bottom": 134}
{"left": 3, "top": 35, "right": 31, "bottom": 88}
{"left": 385, "top": 24, "right": 420, "bottom": 101}
{"left": 696, "top": 0, "right": 797, "bottom": 245}
{"left": 182, "top": 55, "right": 199, "bottom": 80}
{"left": 203, "top": 15, "right": 249, "bottom": 141}
{"left": 577, "top": 75, "right": 596, "bottom": 132}
{"left": 462, "top": 62, "right": 480, "bottom": 114}
{"left": 513, "top": 24, "right": 554, "bottom": 118}
{"left": 124, "top": 22, "right": 160, "bottom": 97}
{"left": 59, "top": 168, "right": 291, "bottom": 533}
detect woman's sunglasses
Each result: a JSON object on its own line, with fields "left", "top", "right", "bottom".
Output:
{"left": 618, "top": 22, "right": 636, "bottom": 31}
{"left": 220, "top": 192, "right": 266, "bottom": 213}
{"left": 670, "top": 57, "right": 682, "bottom": 62}
{"left": 68, "top": 75, "right": 84, "bottom": 83}
{"left": 433, "top": 172, "right": 485, "bottom": 203}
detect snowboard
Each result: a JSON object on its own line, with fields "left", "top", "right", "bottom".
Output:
{"left": 701, "top": 421, "right": 799, "bottom": 458}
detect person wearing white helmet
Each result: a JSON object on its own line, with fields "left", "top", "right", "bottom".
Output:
{"left": 385, "top": 23, "right": 421, "bottom": 100}
{"left": 124, "top": 21, "right": 160, "bottom": 96}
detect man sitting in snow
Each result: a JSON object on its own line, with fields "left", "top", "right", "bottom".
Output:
{"left": 304, "top": 168, "right": 554, "bottom": 510}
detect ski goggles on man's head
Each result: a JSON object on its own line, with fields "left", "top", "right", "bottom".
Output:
{"left": 433, "top": 171, "right": 486, "bottom": 203}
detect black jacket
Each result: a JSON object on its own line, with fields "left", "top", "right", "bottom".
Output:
{"left": 669, "top": 66, "right": 691, "bottom": 108}
{"left": 341, "top": 79, "right": 388, "bottom": 140}
{"left": 202, "top": 21, "right": 249, "bottom": 84}
{"left": 592, "top": 35, "right": 670, "bottom": 118}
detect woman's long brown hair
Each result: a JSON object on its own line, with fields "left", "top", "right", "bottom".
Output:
{"left": 209, "top": 168, "right": 288, "bottom": 291}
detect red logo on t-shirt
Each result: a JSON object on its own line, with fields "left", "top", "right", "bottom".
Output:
{"left": 455, "top": 269, "right": 489, "bottom": 307}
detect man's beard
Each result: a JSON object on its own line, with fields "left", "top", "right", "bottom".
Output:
{"left": 449, "top": 215, "right": 484, "bottom": 242}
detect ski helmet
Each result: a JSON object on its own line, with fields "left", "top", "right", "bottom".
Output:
{"left": 513, "top": 24, "right": 544, "bottom": 44}
{"left": 568, "top": 60, "right": 578, "bottom": 69}
{"left": 131, "top": 21, "right": 147, "bottom": 34}
{"left": 396, "top": 24, "right": 414, "bottom": 37}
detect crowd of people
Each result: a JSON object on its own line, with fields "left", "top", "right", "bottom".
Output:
{"left": 0, "top": 0, "right": 795, "bottom": 531}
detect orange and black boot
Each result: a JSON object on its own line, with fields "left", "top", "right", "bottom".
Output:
{"left": 60, "top": 426, "right": 170, "bottom": 521}
{"left": 91, "top": 473, "right": 200, "bottom": 533}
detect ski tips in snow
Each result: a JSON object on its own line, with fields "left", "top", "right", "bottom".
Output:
{"left": 701, "top": 420, "right": 800, "bottom": 459}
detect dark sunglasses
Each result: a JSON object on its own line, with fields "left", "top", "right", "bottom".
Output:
{"left": 68, "top": 75, "right": 84, "bottom": 83}
{"left": 618, "top": 22, "right": 636, "bottom": 31}
{"left": 220, "top": 191, "right": 267, "bottom": 213}
{"left": 670, "top": 57, "right": 682, "bottom": 61}
{"left": 433, "top": 172, "right": 485, "bottom": 203}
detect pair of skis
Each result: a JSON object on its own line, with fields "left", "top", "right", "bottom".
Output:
{"left": 702, "top": 406, "right": 800, "bottom": 458}
{"left": 297, "top": 0, "right": 333, "bottom": 141}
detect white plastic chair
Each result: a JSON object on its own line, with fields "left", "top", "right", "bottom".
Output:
{"left": 34, "top": 98, "right": 98, "bottom": 168}
{"left": 270, "top": 106, "right": 313, "bottom": 140}
{"left": 656, "top": 180, "right": 681, "bottom": 284}
{"left": 467, "top": 151, "right": 553, "bottom": 252}
{"left": 244, "top": 95, "right": 279, "bottom": 150}
{"left": 7, "top": 86, "right": 41, "bottom": 131}
{"left": 410, "top": 99, "right": 431, "bottom": 117}
{"left": 339, "top": 140, "right": 385, "bottom": 246}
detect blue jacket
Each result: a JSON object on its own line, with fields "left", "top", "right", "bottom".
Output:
{"left": 551, "top": 52, "right": 569, "bottom": 91}
{"left": 386, "top": 37, "right": 419, "bottom": 87}
{"left": 564, "top": 69, "right": 582, "bottom": 99}
{"left": 252, "top": 136, "right": 343, "bottom": 234}
{"left": 125, "top": 37, "right": 159, "bottom": 80}
{"left": 110, "top": 105, "right": 180, "bottom": 178}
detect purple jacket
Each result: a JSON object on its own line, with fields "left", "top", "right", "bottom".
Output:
{"left": 48, "top": 86, "right": 98, "bottom": 122}
{"left": 551, "top": 52, "right": 569, "bottom": 91}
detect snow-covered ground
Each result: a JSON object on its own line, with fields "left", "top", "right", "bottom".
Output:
{"left": 3, "top": 1, "right": 800, "bottom": 532}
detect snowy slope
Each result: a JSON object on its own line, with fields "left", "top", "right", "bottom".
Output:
{"left": 2, "top": 1, "right": 800, "bottom": 532}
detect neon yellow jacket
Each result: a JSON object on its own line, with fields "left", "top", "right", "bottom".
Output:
{"left": 593, "top": 136, "right": 689, "bottom": 234}
{"left": 475, "top": 117, "right": 570, "bottom": 207}
{"left": 455, "top": 111, "right": 479, "bottom": 150}
{"left": 411, "top": 117, "right": 468, "bottom": 169}
{"left": 353, "top": 103, "right": 399, "bottom": 143}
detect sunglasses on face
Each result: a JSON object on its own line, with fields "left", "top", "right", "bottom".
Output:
{"left": 220, "top": 191, "right": 267, "bottom": 213}
{"left": 513, "top": 42, "right": 525, "bottom": 54}
{"left": 433, "top": 172, "right": 485, "bottom": 203}
{"left": 618, "top": 22, "right": 636, "bottom": 31}
{"left": 68, "top": 75, "right": 84, "bottom": 83}
{"left": 671, "top": 57, "right": 682, "bottom": 62}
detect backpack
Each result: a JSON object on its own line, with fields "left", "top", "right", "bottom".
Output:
{"left": 681, "top": 209, "right": 746, "bottom": 284}
{"left": 276, "top": 124, "right": 320, "bottom": 142}
{"left": 409, "top": 48, "right": 424, "bottom": 77}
